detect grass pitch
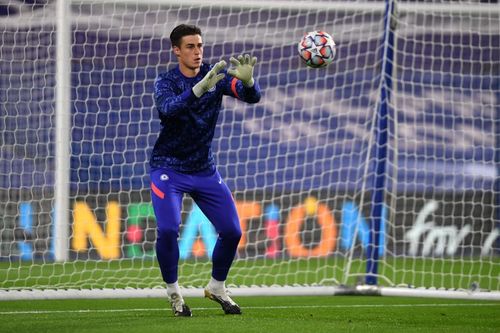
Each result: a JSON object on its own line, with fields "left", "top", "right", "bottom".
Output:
{"left": 2, "top": 257, "right": 499, "bottom": 291}
{"left": 1, "top": 258, "right": 499, "bottom": 332}
{"left": 1, "top": 296, "right": 499, "bottom": 333}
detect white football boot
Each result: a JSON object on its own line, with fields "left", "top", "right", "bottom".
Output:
{"left": 169, "top": 292, "right": 192, "bottom": 317}
{"left": 204, "top": 287, "right": 242, "bottom": 315}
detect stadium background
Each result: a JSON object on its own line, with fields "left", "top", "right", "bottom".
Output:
{"left": 0, "top": 3, "right": 498, "bottom": 262}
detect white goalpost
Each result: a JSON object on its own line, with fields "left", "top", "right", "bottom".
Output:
{"left": 0, "top": 0, "right": 499, "bottom": 301}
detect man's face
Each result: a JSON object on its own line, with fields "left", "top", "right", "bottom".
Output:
{"left": 174, "top": 34, "right": 203, "bottom": 71}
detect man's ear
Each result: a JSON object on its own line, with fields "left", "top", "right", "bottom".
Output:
{"left": 173, "top": 46, "right": 181, "bottom": 57}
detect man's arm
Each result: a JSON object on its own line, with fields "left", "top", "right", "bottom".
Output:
{"left": 154, "top": 76, "right": 197, "bottom": 118}
{"left": 225, "top": 77, "right": 261, "bottom": 104}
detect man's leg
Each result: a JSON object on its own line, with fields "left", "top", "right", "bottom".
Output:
{"left": 191, "top": 169, "right": 242, "bottom": 314}
{"left": 151, "top": 168, "right": 192, "bottom": 317}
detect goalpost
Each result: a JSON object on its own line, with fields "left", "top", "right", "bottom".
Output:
{"left": 0, "top": 0, "right": 499, "bottom": 300}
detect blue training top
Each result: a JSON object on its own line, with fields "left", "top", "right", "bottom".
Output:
{"left": 150, "top": 62, "right": 261, "bottom": 173}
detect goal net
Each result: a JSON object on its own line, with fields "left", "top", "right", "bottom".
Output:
{"left": 0, "top": 0, "right": 499, "bottom": 300}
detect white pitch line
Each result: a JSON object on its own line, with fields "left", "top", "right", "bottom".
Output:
{"left": 0, "top": 303, "right": 498, "bottom": 315}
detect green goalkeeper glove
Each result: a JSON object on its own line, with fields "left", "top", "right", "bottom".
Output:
{"left": 227, "top": 54, "right": 257, "bottom": 87}
{"left": 192, "top": 60, "right": 227, "bottom": 98}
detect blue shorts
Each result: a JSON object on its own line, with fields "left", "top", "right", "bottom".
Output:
{"left": 150, "top": 167, "right": 241, "bottom": 238}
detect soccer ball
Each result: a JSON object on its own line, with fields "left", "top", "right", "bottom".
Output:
{"left": 298, "top": 31, "right": 336, "bottom": 68}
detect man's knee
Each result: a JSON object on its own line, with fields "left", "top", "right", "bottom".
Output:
{"left": 221, "top": 222, "right": 242, "bottom": 242}
{"left": 157, "top": 225, "right": 179, "bottom": 241}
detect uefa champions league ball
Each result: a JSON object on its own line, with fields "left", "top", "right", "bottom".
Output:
{"left": 298, "top": 31, "right": 336, "bottom": 68}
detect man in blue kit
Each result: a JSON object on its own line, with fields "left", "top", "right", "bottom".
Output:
{"left": 150, "top": 24, "right": 261, "bottom": 317}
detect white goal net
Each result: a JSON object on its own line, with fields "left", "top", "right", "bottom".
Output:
{"left": 0, "top": 0, "right": 499, "bottom": 300}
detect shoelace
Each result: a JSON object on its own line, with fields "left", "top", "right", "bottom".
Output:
{"left": 217, "top": 289, "right": 237, "bottom": 305}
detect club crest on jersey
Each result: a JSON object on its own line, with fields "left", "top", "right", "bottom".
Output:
{"left": 160, "top": 174, "right": 169, "bottom": 181}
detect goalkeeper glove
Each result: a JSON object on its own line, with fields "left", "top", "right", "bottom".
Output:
{"left": 227, "top": 54, "right": 257, "bottom": 87}
{"left": 192, "top": 60, "right": 227, "bottom": 98}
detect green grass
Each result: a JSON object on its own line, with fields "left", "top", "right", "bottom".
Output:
{"left": 2, "top": 257, "right": 499, "bottom": 291}
{"left": 1, "top": 258, "right": 499, "bottom": 332}
{"left": 0, "top": 296, "right": 499, "bottom": 333}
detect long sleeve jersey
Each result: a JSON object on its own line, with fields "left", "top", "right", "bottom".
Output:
{"left": 150, "top": 63, "right": 261, "bottom": 173}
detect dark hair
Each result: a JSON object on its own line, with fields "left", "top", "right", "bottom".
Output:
{"left": 170, "top": 24, "right": 202, "bottom": 48}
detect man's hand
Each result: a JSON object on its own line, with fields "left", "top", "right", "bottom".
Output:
{"left": 227, "top": 54, "right": 257, "bottom": 87}
{"left": 192, "top": 60, "right": 227, "bottom": 98}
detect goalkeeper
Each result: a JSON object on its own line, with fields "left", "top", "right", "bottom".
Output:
{"left": 149, "top": 24, "right": 261, "bottom": 317}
